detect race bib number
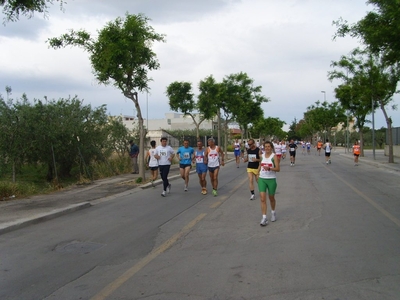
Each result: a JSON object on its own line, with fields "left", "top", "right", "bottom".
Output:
{"left": 183, "top": 152, "right": 190, "bottom": 159}
{"left": 248, "top": 154, "right": 256, "bottom": 162}
{"left": 196, "top": 155, "right": 204, "bottom": 163}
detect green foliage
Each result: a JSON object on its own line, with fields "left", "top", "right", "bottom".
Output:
{"left": 334, "top": 0, "right": 400, "bottom": 65}
{"left": 0, "top": 92, "right": 132, "bottom": 182}
{"left": 226, "top": 145, "right": 234, "bottom": 152}
{"left": 302, "top": 100, "right": 346, "bottom": 138}
{"left": 1, "top": 0, "right": 65, "bottom": 23}
{"left": 166, "top": 81, "right": 206, "bottom": 138}
{"left": 48, "top": 13, "right": 166, "bottom": 178}
{"left": 166, "top": 81, "right": 195, "bottom": 114}
{"left": 251, "top": 117, "right": 286, "bottom": 140}
{"left": 136, "top": 177, "right": 143, "bottom": 183}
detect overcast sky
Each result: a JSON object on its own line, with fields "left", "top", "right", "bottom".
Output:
{"left": 0, "top": 0, "right": 398, "bottom": 130}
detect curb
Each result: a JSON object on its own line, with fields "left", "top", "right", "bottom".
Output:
{"left": 339, "top": 153, "right": 400, "bottom": 172}
{"left": 0, "top": 159, "right": 234, "bottom": 235}
{"left": 0, "top": 202, "right": 92, "bottom": 235}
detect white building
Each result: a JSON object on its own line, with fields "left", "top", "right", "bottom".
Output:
{"left": 121, "top": 112, "right": 216, "bottom": 132}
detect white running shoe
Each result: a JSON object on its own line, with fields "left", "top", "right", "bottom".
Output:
{"left": 250, "top": 194, "right": 255, "bottom": 200}
{"left": 161, "top": 191, "right": 166, "bottom": 197}
{"left": 184, "top": 186, "right": 188, "bottom": 192}
{"left": 260, "top": 216, "right": 268, "bottom": 226}
{"left": 167, "top": 184, "right": 171, "bottom": 193}
{"left": 271, "top": 211, "right": 276, "bottom": 222}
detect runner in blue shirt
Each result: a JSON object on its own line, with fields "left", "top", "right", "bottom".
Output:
{"left": 177, "top": 139, "right": 195, "bottom": 191}
{"left": 194, "top": 140, "right": 208, "bottom": 194}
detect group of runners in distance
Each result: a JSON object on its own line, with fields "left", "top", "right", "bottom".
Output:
{"left": 145, "top": 137, "right": 224, "bottom": 198}
{"left": 145, "top": 136, "right": 361, "bottom": 227}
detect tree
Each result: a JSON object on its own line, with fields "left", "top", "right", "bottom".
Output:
{"left": 166, "top": 81, "right": 206, "bottom": 139}
{"left": 304, "top": 100, "right": 346, "bottom": 142}
{"left": 198, "top": 75, "right": 222, "bottom": 144}
{"left": 48, "top": 13, "right": 166, "bottom": 180}
{"left": 221, "top": 72, "right": 268, "bottom": 139}
{"left": 251, "top": 117, "right": 286, "bottom": 141}
{"left": 330, "top": 48, "right": 399, "bottom": 162}
{"left": 0, "top": 87, "right": 26, "bottom": 182}
{"left": 328, "top": 49, "right": 379, "bottom": 156}
{"left": 334, "top": 0, "right": 400, "bottom": 65}
{"left": 1, "top": 0, "right": 65, "bottom": 22}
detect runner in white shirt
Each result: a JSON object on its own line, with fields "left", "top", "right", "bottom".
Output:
{"left": 145, "top": 140, "right": 159, "bottom": 187}
{"left": 155, "top": 137, "right": 175, "bottom": 197}
{"left": 274, "top": 140, "right": 282, "bottom": 162}
{"left": 258, "top": 141, "right": 280, "bottom": 226}
{"left": 281, "top": 140, "right": 287, "bottom": 160}
{"left": 204, "top": 138, "right": 224, "bottom": 196}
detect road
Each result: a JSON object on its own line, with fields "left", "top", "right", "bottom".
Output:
{"left": 1, "top": 151, "right": 399, "bottom": 300}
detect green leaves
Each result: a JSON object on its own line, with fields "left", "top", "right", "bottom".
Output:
{"left": 166, "top": 81, "right": 195, "bottom": 114}
{"left": 0, "top": 92, "right": 131, "bottom": 181}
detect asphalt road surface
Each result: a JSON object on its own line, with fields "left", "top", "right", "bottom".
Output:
{"left": 1, "top": 152, "right": 399, "bottom": 300}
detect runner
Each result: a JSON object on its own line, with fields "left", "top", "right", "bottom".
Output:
{"left": 323, "top": 138, "right": 332, "bottom": 164}
{"left": 155, "top": 137, "right": 175, "bottom": 197}
{"left": 204, "top": 138, "right": 225, "bottom": 196}
{"left": 317, "top": 140, "right": 323, "bottom": 156}
{"left": 306, "top": 140, "right": 311, "bottom": 155}
{"left": 301, "top": 141, "right": 306, "bottom": 155}
{"left": 288, "top": 139, "right": 298, "bottom": 166}
{"left": 145, "top": 140, "right": 158, "bottom": 187}
{"left": 243, "top": 138, "right": 262, "bottom": 200}
{"left": 194, "top": 140, "right": 208, "bottom": 194}
{"left": 274, "top": 140, "right": 282, "bottom": 162}
{"left": 281, "top": 140, "right": 287, "bottom": 160}
{"left": 233, "top": 139, "right": 241, "bottom": 168}
{"left": 176, "top": 139, "right": 194, "bottom": 191}
{"left": 353, "top": 140, "right": 361, "bottom": 166}
{"left": 258, "top": 141, "right": 280, "bottom": 226}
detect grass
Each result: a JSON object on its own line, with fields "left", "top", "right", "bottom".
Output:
{"left": 0, "top": 157, "right": 133, "bottom": 200}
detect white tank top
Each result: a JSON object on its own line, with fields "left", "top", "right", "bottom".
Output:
{"left": 259, "top": 153, "right": 276, "bottom": 179}
{"left": 207, "top": 146, "right": 220, "bottom": 167}
{"left": 148, "top": 148, "right": 158, "bottom": 167}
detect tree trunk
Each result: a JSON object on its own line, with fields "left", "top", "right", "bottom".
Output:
{"left": 359, "top": 129, "right": 364, "bottom": 157}
{"left": 224, "top": 120, "right": 228, "bottom": 159}
{"left": 379, "top": 101, "right": 394, "bottom": 163}
{"left": 217, "top": 110, "right": 221, "bottom": 147}
{"left": 130, "top": 92, "right": 147, "bottom": 180}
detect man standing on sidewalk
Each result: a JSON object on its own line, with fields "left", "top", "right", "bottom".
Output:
{"left": 177, "top": 139, "right": 194, "bottom": 192}
{"left": 155, "top": 137, "right": 175, "bottom": 197}
{"left": 129, "top": 140, "right": 139, "bottom": 174}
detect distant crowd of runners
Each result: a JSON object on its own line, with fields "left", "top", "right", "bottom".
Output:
{"left": 138, "top": 137, "right": 361, "bottom": 227}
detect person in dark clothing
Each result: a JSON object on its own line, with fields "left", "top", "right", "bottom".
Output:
{"left": 129, "top": 140, "right": 139, "bottom": 174}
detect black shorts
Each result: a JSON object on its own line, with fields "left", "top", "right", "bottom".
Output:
{"left": 180, "top": 164, "right": 191, "bottom": 169}
{"left": 354, "top": 154, "right": 359, "bottom": 157}
{"left": 325, "top": 152, "right": 331, "bottom": 157}
{"left": 150, "top": 166, "right": 158, "bottom": 171}
{"left": 289, "top": 151, "right": 296, "bottom": 157}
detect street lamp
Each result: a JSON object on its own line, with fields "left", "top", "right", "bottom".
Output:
{"left": 321, "top": 91, "right": 326, "bottom": 102}
{"left": 321, "top": 91, "right": 327, "bottom": 141}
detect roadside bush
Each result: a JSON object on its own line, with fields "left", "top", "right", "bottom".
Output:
{"left": 0, "top": 181, "right": 40, "bottom": 200}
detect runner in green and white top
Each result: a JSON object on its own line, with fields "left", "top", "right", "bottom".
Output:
{"left": 258, "top": 141, "right": 280, "bottom": 226}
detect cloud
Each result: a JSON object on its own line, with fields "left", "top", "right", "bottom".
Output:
{"left": 0, "top": 0, "right": 398, "bottom": 129}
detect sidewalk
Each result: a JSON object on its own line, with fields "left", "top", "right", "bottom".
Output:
{"left": 335, "top": 147, "right": 400, "bottom": 172}
{"left": 0, "top": 150, "right": 398, "bottom": 235}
